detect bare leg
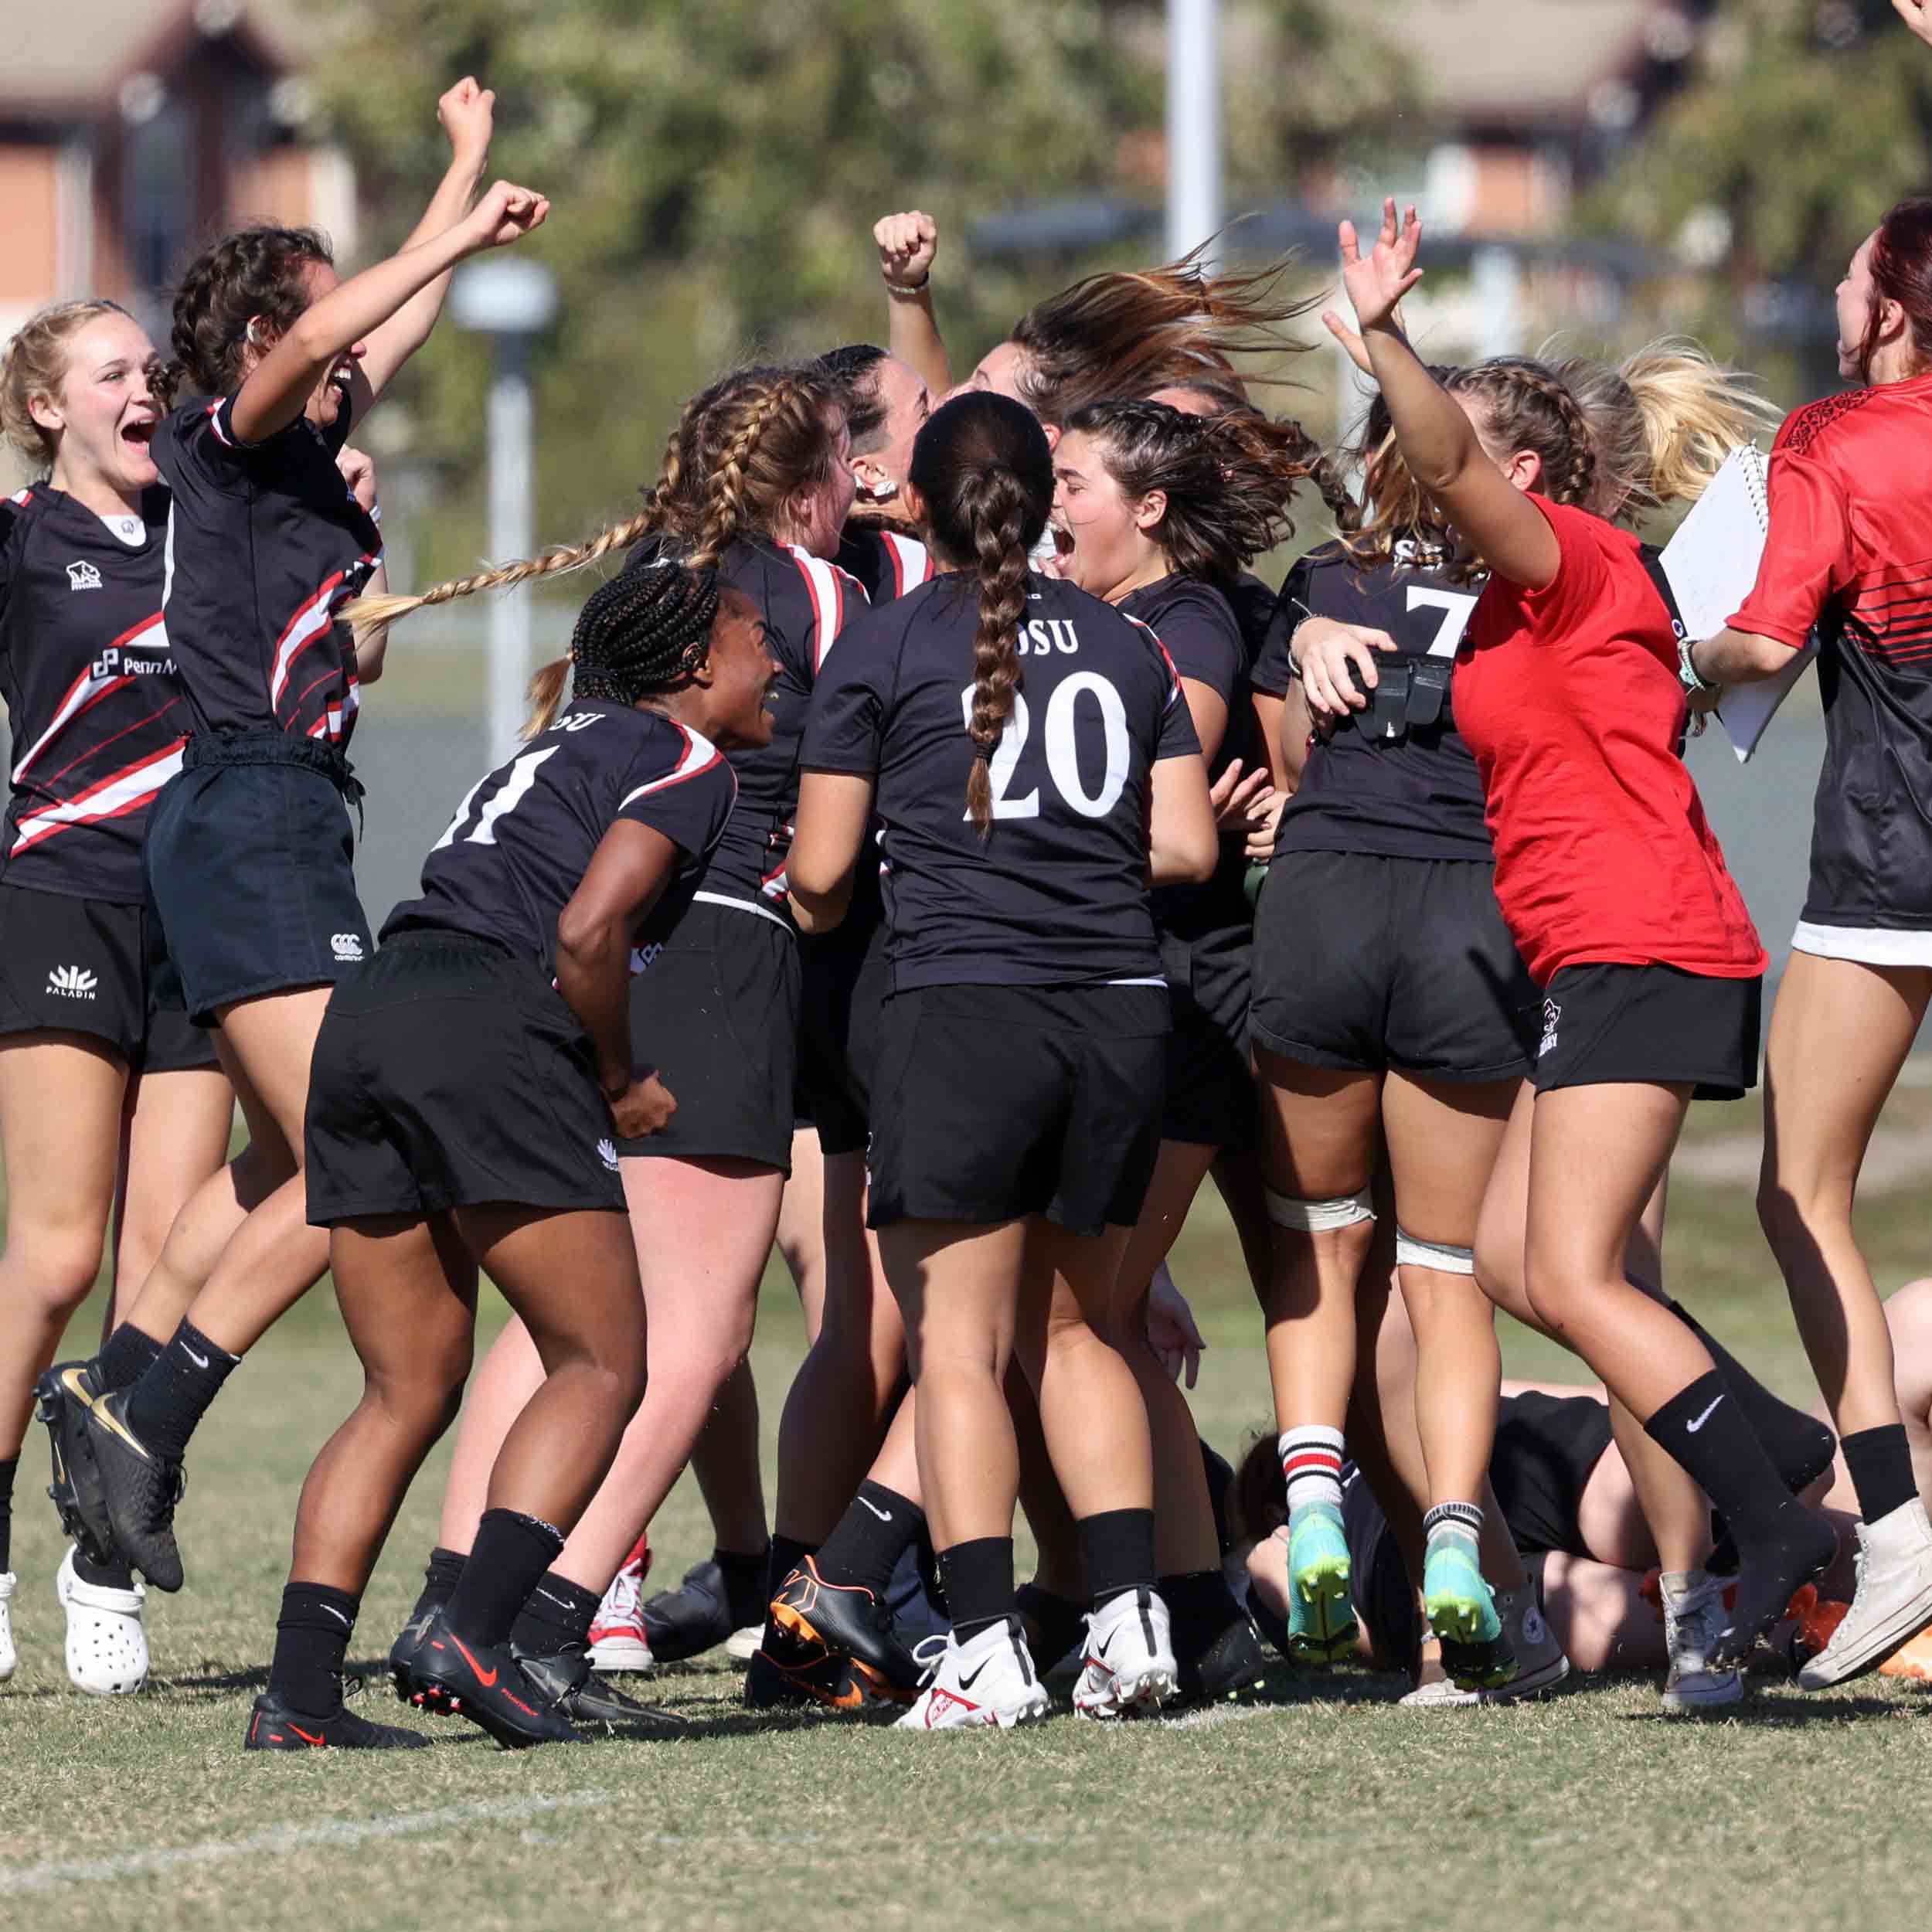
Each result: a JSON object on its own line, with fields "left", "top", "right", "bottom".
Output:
{"left": 688, "top": 1363, "right": 770, "bottom": 1556}
{"left": 108, "top": 1066, "right": 233, "bottom": 1327}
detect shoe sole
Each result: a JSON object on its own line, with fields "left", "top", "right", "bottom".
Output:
{"left": 410, "top": 1665, "right": 571, "bottom": 1749}
{"left": 588, "top": 1636, "right": 655, "bottom": 1673}
{"left": 1483, "top": 1652, "right": 1570, "bottom": 1703}
{"left": 1288, "top": 1560, "right": 1352, "bottom": 1662}
{"left": 1797, "top": 1579, "right": 1932, "bottom": 1689}
{"left": 1073, "top": 1667, "right": 1177, "bottom": 1719}
{"left": 1662, "top": 1675, "right": 1744, "bottom": 1713}
{"left": 34, "top": 1379, "right": 118, "bottom": 1568}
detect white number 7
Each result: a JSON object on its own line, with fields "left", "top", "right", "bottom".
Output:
{"left": 1407, "top": 586, "right": 1478, "bottom": 658}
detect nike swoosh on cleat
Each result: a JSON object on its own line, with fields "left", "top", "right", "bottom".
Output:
{"left": 957, "top": 1660, "right": 990, "bottom": 1691}
{"left": 1685, "top": 1395, "right": 1725, "bottom": 1434}
{"left": 449, "top": 1632, "right": 498, "bottom": 1688}
{"left": 287, "top": 1723, "right": 325, "bottom": 1747}
{"left": 85, "top": 1393, "right": 153, "bottom": 1461}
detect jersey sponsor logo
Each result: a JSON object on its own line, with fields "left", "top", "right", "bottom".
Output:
{"left": 65, "top": 560, "right": 104, "bottom": 591}
{"left": 1538, "top": 998, "right": 1561, "bottom": 1059}
{"left": 331, "top": 932, "right": 365, "bottom": 961}
{"left": 89, "top": 643, "right": 178, "bottom": 682}
{"left": 597, "top": 1138, "right": 620, "bottom": 1173}
{"left": 46, "top": 964, "right": 98, "bottom": 1000}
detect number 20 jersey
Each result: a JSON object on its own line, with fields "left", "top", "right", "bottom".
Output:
{"left": 1253, "top": 540, "right": 1492, "bottom": 862}
{"left": 801, "top": 572, "right": 1200, "bottom": 989}
{"left": 381, "top": 701, "right": 738, "bottom": 971}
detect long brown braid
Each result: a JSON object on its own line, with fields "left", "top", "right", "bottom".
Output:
{"left": 907, "top": 393, "right": 1054, "bottom": 838}
{"left": 348, "top": 364, "right": 841, "bottom": 640}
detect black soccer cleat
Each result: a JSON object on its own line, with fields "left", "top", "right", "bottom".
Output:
{"left": 406, "top": 1609, "right": 579, "bottom": 1749}
{"left": 389, "top": 1605, "right": 454, "bottom": 1715}
{"left": 78, "top": 1388, "right": 185, "bottom": 1593}
{"left": 512, "top": 1638, "right": 686, "bottom": 1734}
{"left": 638, "top": 1556, "right": 750, "bottom": 1664}
{"left": 767, "top": 1556, "right": 921, "bottom": 1705}
{"left": 743, "top": 1643, "right": 851, "bottom": 1710}
{"left": 244, "top": 1685, "right": 429, "bottom": 1752}
{"left": 1709, "top": 1510, "right": 1841, "bottom": 1671}
{"left": 34, "top": 1361, "right": 121, "bottom": 1568}
{"left": 1174, "top": 1610, "right": 1271, "bottom": 1706}
{"left": 1438, "top": 1624, "right": 1519, "bottom": 1692}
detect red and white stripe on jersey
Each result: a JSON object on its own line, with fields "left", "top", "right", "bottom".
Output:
{"left": 10, "top": 612, "right": 167, "bottom": 783}
{"left": 9, "top": 737, "right": 185, "bottom": 856}
{"left": 1121, "top": 613, "right": 1187, "bottom": 713}
{"left": 783, "top": 546, "right": 864, "bottom": 672}
{"left": 878, "top": 531, "right": 934, "bottom": 599}
{"left": 7, "top": 488, "right": 32, "bottom": 508}
{"left": 269, "top": 559, "right": 376, "bottom": 726}
{"left": 203, "top": 397, "right": 238, "bottom": 448}
{"left": 617, "top": 722, "right": 730, "bottom": 807}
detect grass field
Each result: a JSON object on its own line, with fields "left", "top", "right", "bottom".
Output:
{"left": 5, "top": 1093, "right": 1931, "bottom": 1931}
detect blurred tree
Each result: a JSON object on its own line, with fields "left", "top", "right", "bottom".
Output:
{"left": 311, "top": 0, "right": 1404, "bottom": 574}
{"left": 1580, "top": 0, "right": 1932, "bottom": 394}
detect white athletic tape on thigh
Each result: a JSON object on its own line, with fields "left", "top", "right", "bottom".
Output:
{"left": 1264, "top": 1187, "right": 1376, "bottom": 1231}
{"left": 1395, "top": 1228, "right": 1475, "bottom": 1274}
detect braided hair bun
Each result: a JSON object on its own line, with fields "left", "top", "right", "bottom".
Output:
{"left": 522, "top": 560, "right": 720, "bottom": 738}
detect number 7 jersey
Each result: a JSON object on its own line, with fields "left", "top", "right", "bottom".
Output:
{"left": 801, "top": 572, "right": 1200, "bottom": 988}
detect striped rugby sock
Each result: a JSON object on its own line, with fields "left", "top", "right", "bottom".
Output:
{"left": 1423, "top": 1500, "right": 1485, "bottom": 1563}
{"left": 1278, "top": 1427, "right": 1345, "bottom": 1516}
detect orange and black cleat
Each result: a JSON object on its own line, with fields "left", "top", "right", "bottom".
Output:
{"left": 243, "top": 1686, "right": 428, "bottom": 1751}
{"left": 767, "top": 1557, "right": 921, "bottom": 1705}
{"left": 406, "top": 1609, "right": 578, "bottom": 1749}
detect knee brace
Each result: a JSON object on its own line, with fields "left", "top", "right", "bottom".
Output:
{"left": 1394, "top": 1228, "right": 1475, "bottom": 1274}
{"left": 1264, "top": 1187, "right": 1376, "bottom": 1232}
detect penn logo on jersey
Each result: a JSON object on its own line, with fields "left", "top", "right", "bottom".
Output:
{"left": 66, "top": 561, "right": 104, "bottom": 592}
{"left": 90, "top": 643, "right": 178, "bottom": 681}
{"left": 331, "top": 933, "right": 365, "bottom": 961}
{"left": 46, "top": 964, "right": 98, "bottom": 1000}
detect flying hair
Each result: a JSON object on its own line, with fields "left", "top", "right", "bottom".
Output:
{"left": 1010, "top": 241, "right": 1320, "bottom": 427}
{"left": 348, "top": 364, "right": 841, "bottom": 642}
{"left": 907, "top": 392, "right": 1053, "bottom": 837}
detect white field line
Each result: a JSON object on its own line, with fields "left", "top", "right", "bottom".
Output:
{"left": 0, "top": 1789, "right": 615, "bottom": 1896}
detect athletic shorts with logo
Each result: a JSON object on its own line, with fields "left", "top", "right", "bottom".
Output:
{"left": 0, "top": 882, "right": 217, "bottom": 1072}
{"left": 1532, "top": 962, "right": 1760, "bottom": 1100}
{"left": 865, "top": 983, "right": 1168, "bottom": 1236}
{"left": 145, "top": 732, "right": 372, "bottom": 1026}
{"left": 305, "top": 932, "right": 625, "bottom": 1224}
{"left": 1251, "top": 849, "right": 1538, "bottom": 1082}
{"left": 621, "top": 895, "right": 800, "bottom": 1171}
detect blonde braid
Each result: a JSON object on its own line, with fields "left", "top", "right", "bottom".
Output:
{"left": 689, "top": 374, "right": 808, "bottom": 570}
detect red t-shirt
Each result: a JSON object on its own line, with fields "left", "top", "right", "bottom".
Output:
{"left": 1454, "top": 495, "right": 1766, "bottom": 985}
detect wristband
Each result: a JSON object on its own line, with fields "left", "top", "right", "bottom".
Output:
{"left": 1677, "top": 634, "right": 1716, "bottom": 696}
{"left": 883, "top": 270, "right": 931, "bottom": 296}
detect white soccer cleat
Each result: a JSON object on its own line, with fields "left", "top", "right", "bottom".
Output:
{"left": 896, "top": 1617, "right": 1049, "bottom": 1731}
{"left": 57, "top": 1545, "right": 148, "bottom": 1696}
{"left": 1660, "top": 1571, "right": 1743, "bottom": 1713}
{"left": 588, "top": 1536, "right": 654, "bottom": 1673}
{"left": 1072, "top": 1587, "right": 1178, "bottom": 1719}
{"left": 0, "top": 1570, "right": 16, "bottom": 1682}
{"left": 1798, "top": 1498, "right": 1932, "bottom": 1690}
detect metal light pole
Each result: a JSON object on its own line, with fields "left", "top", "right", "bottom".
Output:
{"left": 1166, "top": 0, "right": 1223, "bottom": 269}
{"left": 450, "top": 258, "right": 558, "bottom": 758}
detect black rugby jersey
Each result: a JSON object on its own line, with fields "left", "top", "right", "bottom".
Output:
{"left": 1255, "top": 540, "right": 1492, "bottom": 862}
{"left": 383, "top": 700, "right": 736, "bottom": 971}
{"left": 1225, "top": 570, "right": 1281, "bottom": 677}
{"left": 803, "top": 571, "right": 1200, "bottom": 988}
{"left": 150, "top": 392, "right": 380, "bottom": 748}
{"left": 623, "top": 536, "right": 864, "bottom": 920}
{"left": 836, "top": 523, "right": 935, "bottom": 606}
{"left": 1121, "top": 574, "right": 1254, "bottom": 938}
{"left": 0, "top": 485, "right": 189, "bottom": 901}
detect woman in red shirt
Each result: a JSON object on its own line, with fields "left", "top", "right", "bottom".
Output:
{"left": 1685, "top": 161, "right": 1932, "bottom": 1682}
{"left": 1338, "top": 199, "right": 1837, "bottom": 1679}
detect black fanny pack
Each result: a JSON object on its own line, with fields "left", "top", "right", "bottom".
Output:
{"left": 1348, "top": 655, "right": 1455, "bottom": 744}
{"left": 183, "top": 728, "right": 365, "bottom": 828}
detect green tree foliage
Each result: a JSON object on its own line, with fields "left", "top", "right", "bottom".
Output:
{"left": 312, "top": 0, "right": 1403, "bottom": 570}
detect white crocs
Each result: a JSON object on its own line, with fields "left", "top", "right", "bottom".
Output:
{"left": 56, "top": 1544, "right": 148, "bottom": 1695}
{"left": 0, "top": 1570, "right": 16, "bottom": 1682}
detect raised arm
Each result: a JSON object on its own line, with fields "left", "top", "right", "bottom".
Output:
{"left": 230, "top": 178, "right": 548, "bottom": 447}
{"left": 353, "top": 78, "right": 498, "bottom": 407}
{"left": 876, "top": 210, "right": 951, "bottom": 398}
{"left": 1344, "top": 200, "right": 1560, "bottom": 590}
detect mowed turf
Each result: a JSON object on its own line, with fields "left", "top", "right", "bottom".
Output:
{"left": 5, "top": 1098, "right": 1930, "bottom": 1932}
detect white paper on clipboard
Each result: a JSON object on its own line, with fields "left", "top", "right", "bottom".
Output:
{"left": 1657, "top": 444, "right": 1816, "bottom": 762}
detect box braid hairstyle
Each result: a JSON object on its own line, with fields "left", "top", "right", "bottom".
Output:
{"left": 907, "top": 391, "right": 1053, "bottom": 837}
{"left": 348, "top": 362, "right": 842, "bottom": 640}
{"left": 1008, "top": 243, "right": 1321, "bottom": 430}
{"left": 1063, "top": 398, "right": 1321, "bottom": 584}
{"left": 522, "top": 559, "right": 722, "bottom": 739}
{"left": 166, "top": 224, "right": 335, "bottom": 398}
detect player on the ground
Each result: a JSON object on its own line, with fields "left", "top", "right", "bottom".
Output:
{"left": 248, "top": 561, "right": 770, "bottom": 1751}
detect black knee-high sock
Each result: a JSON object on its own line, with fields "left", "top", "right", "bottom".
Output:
{"left": 1647, "top": 1372, "right": 1808, "bottom": 1546}
{"left": 94, "top": 1323, "right": 165, "bottom": 1396}
{"left": 1077, "top": 1509, "right": 1156, "bottom": 1609}
{"left": 509, "top": 1570, "right": 601, "bottom": 1657}
{"left": 73, "top": 1549, "right": 137, "bottom": 1590}
{"left": 407, "top": 1546, "right": 469, "bottom": 1627}
{"left": 123, "top": 1319, "right": 240, "bottom": 1462}
{"left": 1667, "top": 1298, "right": 1837, "bottom": 1492}
{"left": 0, "top": 1455, "right": 15, "bottom": 1573}
{"left": 267, "top": 1582, "right": 360, "bottom": 1717}
{"left": 712, "top": 1545, "right": 770, "bottom": 1628}
{"left": 815, "top": 1484, "right": 924, "bottom": 1597}
{"left": 938, "top": 1537, "right": 1015, "bottom": 1641}
{"left": 1842, "top": 1425, "right": 1920, "bottom": 1523}
{"left": 444, "top": 1510, "right": 565, "bottom": 1650}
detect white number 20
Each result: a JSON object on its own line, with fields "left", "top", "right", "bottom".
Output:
{"left": 959, "top": 672, "right": 1131, "bottom": 821}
